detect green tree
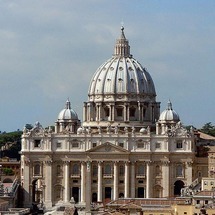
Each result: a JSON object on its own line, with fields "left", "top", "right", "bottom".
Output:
{"left": 200, "top": 122, "right": 215, "bottom": 136}
{"left": 2, "top": 168, "right": 14, "bottom": 175}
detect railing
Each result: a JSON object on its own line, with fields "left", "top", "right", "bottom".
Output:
{"left": 103, "top": 174, "right": 113, "bottom": 178}
{"left": 136, "top": 174, "right": 145, "bottom": 178}
{"left": 0, "top": 208, "right": 30, "bottom": 215}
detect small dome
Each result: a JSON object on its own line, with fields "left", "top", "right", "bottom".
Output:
{"left": 159, "top": 100, "right": 180, "bottom": 122}
{"left": 58, "top": 99, "right": 78, "bottom": 120}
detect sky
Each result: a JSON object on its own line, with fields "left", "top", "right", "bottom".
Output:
{"left": 0, "top": 0, "right": 214, "bottom": 132}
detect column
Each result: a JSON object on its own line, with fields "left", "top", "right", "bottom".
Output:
{"left": 127, "top": 106, "right": 130, "bottom": 122}
{"left": 81, "top": 162, "right": 86, "bottom": 202}
{"left": 124, "top": 104, "right": 127, "bottom": 121}
{"left": 130, "top": 162, "right": 136, "bottom": 198}
{"left": 112, "top": 104, "right": 115, "bottom": 121}
{"left": 64, "top": 161, "right": 70, "bottom": 202}
{"left": 85, "top": 161, "right": 92, "bottom": 212}
{"left": 146, "top": 161, "right": 152, "bottom": 198}
{"left": 138, "top": 102, "right": 141, "bottom": 121}
{"left": 162, "top": 161, "right": 170, "bottom": 197}
{"left": 124, "top": 162, "right": 130, "bottom": 198}
{"left": 98, "top": 162, "right": 102, "bottom": 202}
{"left": 44, "top": 160, "right": 53, "bottom": 208}
{"left": 83, "top": 102, "right": 87, "bottom": 122}
{"left": 23, "top": 158, "right": 31, "bottom": 207}
{"left": 186, "top": 161, "right": 193, "bottom": 185}
{"left": 113, "top": 162, "right": 119, "bottom": 200}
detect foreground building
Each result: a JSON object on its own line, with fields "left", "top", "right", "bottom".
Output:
{"left": 21, "top": 27, "right": 199, "bottom": 211}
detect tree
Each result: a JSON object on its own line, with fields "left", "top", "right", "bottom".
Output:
{"left": 200, "top": 122, "right": 215, "bottom": 137}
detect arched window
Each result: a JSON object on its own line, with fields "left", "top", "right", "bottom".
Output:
{"left": 34, "top": 164, "right": 40, "bottom": 175}
{"left": 104, "top": 164, "right": 112, "bottom": 174}
{"left": 72, "top": 164, "right": 80, "bottom": 175}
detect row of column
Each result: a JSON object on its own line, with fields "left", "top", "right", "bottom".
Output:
{"left": 83, "top": 102, "right": 152, "bottom": 122}
{"left": 63, "top": 161, "right": 157, "bottom": 204}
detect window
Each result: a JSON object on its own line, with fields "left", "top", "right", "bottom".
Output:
{"left": 116, "top": 108, "right": 123, "bottom": 117}
{"left": 34, "top": 139, "right": 41, "bottom": 148}
{"left": 93, "top": 180, "right": 97, "bottom": 183}
{"left": 57, "top": 142, "right": 62, "bottom": 148}
{"left": 137, "top": 142, "right": 145, "bottom": 148}
{"left": 34, "top": 164, "right": 40, "bottom": 175}
{"left": 119, "top": 180, "right": 124, "bottom": 184}
{"left": 176, "top": 165, "right": 183, "bottom": 177}
{"left": 71, "top": 142, "right": 79, "bottom": 148}
{"left": 104, "top": 164, "right": 112, "bottom": 174}
{"left": 57, "top": 165, "right": 61, "bottom": 176}
{"left": 196, "top": 200, "right": 200, "bottom": 204}
{"left": 92, "top": 165, "right": 97, "bottom": 176}
{"left": 73, "top": 180, "right": 78, "bottom": 183}
{"left": 176, "top": 141, "right": 183, "bottom": 149}
{"left": 155, "top": 165, "right": 161, "bottom": 176}
{"left": 104, "top": 107, "right": 109, "bottom": 117}
{"left": 138, "top": 180, "right": 143, "bottom": 183}
{"left": 155, "top": 142, "right": 161, "bottom": 149}
{"left": 72, "top": 164, "right": 79, "bottom": 174}
{"left": 138, "top": 164, "right": 145, "bottom": 175}
{"left": 130, "top": 107, "right": 136, "bottom": 117}
{"left": 119, "top": 165, "right": 124, "bottom": 175}
{"left": 119, "top": 142, "right": 124, "bottom": 148}
{"left": 205, "top": 200, "right": 208, "bottom": 204}
{"left": 92, "top": 143, "right": 97, "bottom": 148}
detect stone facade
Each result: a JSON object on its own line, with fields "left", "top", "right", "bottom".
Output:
{"left": 20, "top": 27, "right": 200, "bottom": 211}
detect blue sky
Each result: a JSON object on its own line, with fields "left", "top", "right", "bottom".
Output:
{"left": 0, "top": 0, "right": 214, "bottom": 132}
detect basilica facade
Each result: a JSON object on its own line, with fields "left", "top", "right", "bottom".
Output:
{"left": 21, "top": 27, "right": 199, "bottom": 211}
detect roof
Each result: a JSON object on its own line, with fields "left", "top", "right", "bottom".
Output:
{"left": 198, "top": 131, "right": 215, "bottom": 140}
{"left": 193, "top": 190, "right": 214, "bottom": 197}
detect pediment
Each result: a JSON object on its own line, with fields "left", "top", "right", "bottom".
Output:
{"left": 87, "top": 142, "right": 129, "bottom": 153}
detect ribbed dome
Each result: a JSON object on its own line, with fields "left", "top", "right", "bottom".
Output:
{"left": 88, "top": 26, "right": 156, "bottom": 102}
{"left": 58, "top": 99, "right": 78, "bottom": 120}
{"left": 159, "top": 100, "right": 180, "bottom": 122}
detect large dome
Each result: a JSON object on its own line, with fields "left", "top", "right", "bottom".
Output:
{"left": 88, "top": 26, "right": 156, "bottom": 103}
{"left": 83, "top": 27, "right": 160, "bottom": 128}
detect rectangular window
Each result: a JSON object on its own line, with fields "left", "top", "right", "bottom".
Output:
{"left": 137, "top": 142, "right": 145, "bottom": 148}
{"left": 119, "top": 142, "right": 124, "bottom": 148}
{"left": 57, "top": 142, "right": 62, "bottom": 148}
{"left": 71, "top": 142, "right": 79, "bottom": 148}
{"left": 117, "top": 108, "right": 123, "bottom": 117}
{"left": 92, "top": 143, "right": 97, "bottom": 148}
{"left": 34, "top": 139, "right": 41, "bottom": 148}
{"left": 176, "top": 141, "right": 183, "bottom": 149}
{"left": 119, "top": 180, "right": 124, "bottom": 184}
{"left": 155, "top": 142, "right": 161, "bottom": 149}
{"left": 93, "top": 180, "right": 97, "bottom": 183}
